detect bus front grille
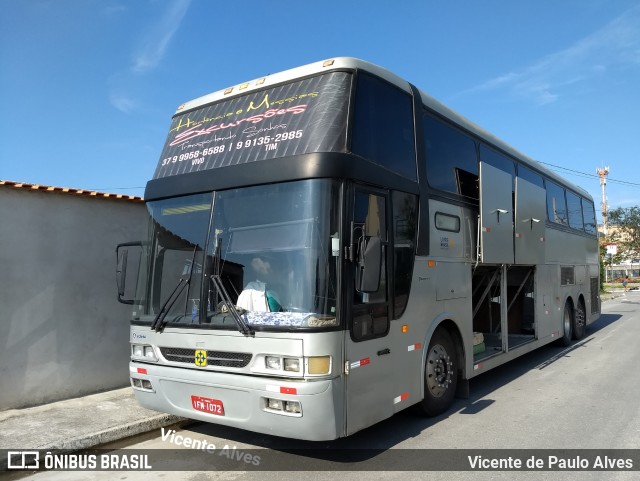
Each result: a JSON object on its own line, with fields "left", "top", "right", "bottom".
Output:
{"left": 159, "top": 347, "right": 253, "bottom": 367}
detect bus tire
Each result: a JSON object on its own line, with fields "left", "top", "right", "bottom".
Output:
{"left": 559, "top": 302, "right": 573, "bottom": 346}
{"left": 418, "top": 327, "right": 458, "bottom": 416}
{"left": 572, "top": 298, "right": 586, "bottom": 340}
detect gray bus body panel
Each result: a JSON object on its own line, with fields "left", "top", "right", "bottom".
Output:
{"left": 515, "top": 177, "right": 546, "bottom": 265}
{"left": 480, "top": 162, "right": 514, "bottom": 264}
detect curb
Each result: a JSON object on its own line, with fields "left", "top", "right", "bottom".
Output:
{"left": 43, "top": 414, "right": 187, "bottom": 452}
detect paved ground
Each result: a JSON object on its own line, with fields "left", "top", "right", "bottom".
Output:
{"left": 0, "top": 388, "right": 185, "bottom": 453}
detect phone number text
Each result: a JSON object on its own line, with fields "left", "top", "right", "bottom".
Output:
{"left": 161, "top": 130, "right": 303, "bottom": 166}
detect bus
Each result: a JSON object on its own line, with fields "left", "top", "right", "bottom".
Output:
{"left": 116, "top": 57, "right": 601, "bottom": 441}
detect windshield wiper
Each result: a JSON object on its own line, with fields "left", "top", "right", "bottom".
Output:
{"left": 151, "top": 246, "right": 199, "bottom": 333}
{"left": 210, "top": 274, "right": 254, "bottom": 337}
{"left": 150, "top": 276, "right": 190, "bottom": 332}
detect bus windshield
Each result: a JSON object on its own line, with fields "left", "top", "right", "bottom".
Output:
{"left": 133, "top": 179, "right": 340, "bottom": 330}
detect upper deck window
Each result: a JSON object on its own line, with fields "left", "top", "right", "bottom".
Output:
{"left": 546, "top": 180, "right": 568, "bottom": 225}
{"left": 582, "top": 199, "right": 597, "bottom": 235}
{"left": 424, "top": 113, "right": 478, "bottom": 198}
{"left": 566, "top": 190, "right": 584, "bottom": 230}
{"left": 517, "top": 165, "right": 544, "bottom": 188}
{"left": 351, "top": 73, "right": 417, "bottom": 180}
{"left": 480, "top": 145, "right": 515, "bottom": 190}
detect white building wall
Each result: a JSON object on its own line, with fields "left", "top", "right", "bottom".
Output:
{"left": 0, "top": 186, "right": 146, "bottom": 410}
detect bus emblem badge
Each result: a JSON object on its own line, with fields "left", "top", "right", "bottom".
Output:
{"left": 194, "top": 350, "right": 207, "bottom": 367}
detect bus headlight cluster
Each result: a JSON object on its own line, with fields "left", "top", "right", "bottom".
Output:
{"left": 261, "top": 355, "right": 331, "bottom": 376}
{"left": 265, "top": 356, "right": 301, "bottom": 372}
{"left": 131, "top": 343, "right": 158, "bottom": 362}
{"left": 264, "top": 398, "right": 302, "bottom": 416}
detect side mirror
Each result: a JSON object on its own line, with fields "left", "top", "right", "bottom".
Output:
{"left": 116, "top": 242, "right": 143, "bottom": 304}
{"left": 356, "top": 235, "right": 382, "bottom": 293}
{"left": 116, "top": 249, "right": 128, "bottom": 298}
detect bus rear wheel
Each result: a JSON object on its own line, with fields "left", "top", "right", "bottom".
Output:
{"left": 572, "top": 299, "right": 586, "bottom": 340}
{"left": 418, "top": 327, "right": 458, "bottom": 416}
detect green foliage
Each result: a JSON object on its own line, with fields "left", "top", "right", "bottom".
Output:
{"left": 608, "top": 206, "right": 640, "bottom": 260}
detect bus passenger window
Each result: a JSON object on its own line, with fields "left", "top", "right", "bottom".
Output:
{"left": 424, "top": 113, "right": 478, "bottom": 199}
{"left": 566, "top": 191, "right": 584, "bottom": 230}
{"left": 352, "top": 73, "right": 416, "bottom": 180}
{"left": 480, "top": 144, "right": 515, "bottom": 190}
{"left": 546, "top": 180, "right": 568, "bottom": 225}
{"left": 582, "top": 200, "right": 597, "bottom": 235}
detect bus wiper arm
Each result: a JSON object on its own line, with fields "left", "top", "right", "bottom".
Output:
{"left": 150, "top": 276, "right": 190, "bottom": 332}
{"left": 152, "top": 245, "right": 199, "bottom": 333}
{"left": 210, "top": 274, "right": 254, "bottom": 337}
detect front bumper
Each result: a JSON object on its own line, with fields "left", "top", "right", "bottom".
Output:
{"left": 130, "top": 361, "right": 344, "bottom": 441}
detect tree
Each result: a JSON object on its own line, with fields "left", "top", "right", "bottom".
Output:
{"left": 608, "top": 206, "right": 640, "bottom": 263}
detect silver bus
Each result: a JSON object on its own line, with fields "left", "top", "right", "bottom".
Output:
{"left": 117, "top": 58, "right": 600, "bottom": 441}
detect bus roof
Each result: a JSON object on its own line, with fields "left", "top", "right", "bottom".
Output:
{"left": 174, "top": 57, "right": 592, "bottom": 200}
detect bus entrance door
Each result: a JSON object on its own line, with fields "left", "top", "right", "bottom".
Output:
{"left": 479, "top": 162, "right": 514, "bottom": 264}
{"left": 344, "top": 188, "right": 394, "bottom": 436}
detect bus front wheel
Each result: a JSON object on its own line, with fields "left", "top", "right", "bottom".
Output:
{"left": 418, "top": 328, "right": 458, "bottom": 416}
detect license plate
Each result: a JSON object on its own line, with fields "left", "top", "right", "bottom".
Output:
{"left": 191, "top": 395, "right": 225, "bottom": 416}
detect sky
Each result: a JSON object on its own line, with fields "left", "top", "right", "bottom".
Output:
{"left": 1, "top": 0, "right": 639, "bottom": 215}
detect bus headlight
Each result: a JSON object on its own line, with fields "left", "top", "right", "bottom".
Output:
{"left": 265, "top": 356, "right": 281, "bottom": 370}
{"left": 131, "top": 343, "right": 158, "bottom": 362}
{"left": 283, "top": 358, "right": 301, "bottom": 372}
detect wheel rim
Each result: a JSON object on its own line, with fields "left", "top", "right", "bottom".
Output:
{"left": 426, "top": 343, "right": 454, "bottom": 398}
{"left": 576, "top": 303, "right": 586, "bottom": 329}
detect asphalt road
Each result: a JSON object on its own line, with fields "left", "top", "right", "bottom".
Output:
{"left": 16, "top": 291, "right": 640, "bottom": 480}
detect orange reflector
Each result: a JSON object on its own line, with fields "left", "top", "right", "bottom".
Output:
{"left": 176, "top": 104, "right": 185, "bottom": 111}
{"left": 256, "top": 78, "right": 266, "bottom": 85}
{"left": 401, "top": 325, "right": 409, "bottom": 333}
{"left": 428, "top": 260, "right": 435, "bottom": 268}
{"left": 280, "top": 387, "right": 297, "bottom": 395}
{"left": 223, "top": 87, "right": 233, "bottom": 95}
{"left": 239, "top": 82, "right": 249, "bottom": 90}
{"left": 137, "top": 368, "right": 147, "bottom": 375}
{"left": 323, "top": 59, "right": 335, "bottom": 67}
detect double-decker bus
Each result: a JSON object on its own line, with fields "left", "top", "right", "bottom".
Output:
{"left": 117, "top": 58, "right": 600, "bottom": 441}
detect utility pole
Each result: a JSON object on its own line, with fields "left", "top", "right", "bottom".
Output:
{"left": 596, "top": 166, "right": 610, "bottom": 237}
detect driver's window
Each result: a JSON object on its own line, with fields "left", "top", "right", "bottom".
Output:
{"left": 352, "top": 190, "right": 389, "bottom": 341}
{"left": 353, "top": 192, "right": 387, "bottom": 305}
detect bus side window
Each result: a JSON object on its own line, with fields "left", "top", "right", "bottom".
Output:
{"left": 352, "top": 73, "right": 416, "bottom": 180}
{"left": 546, "top": 180, "right": 568, "bottom": 225}
{"left": 566, "top": 190, "right": 584, "bottom": 231}
{"left": 392, "top": 191, "right": 417, "bottom": 319}
{"left": 582, "top": 199, "right": 597, "bottom": 235}
{"left": 424, "top": 113, "right": 478, "bottom": 199}
{"left": 480, "top": 144, "right": 516, "bottom": 191}
{"left": 352, "top": 191, "right": 389, "bottom": 340}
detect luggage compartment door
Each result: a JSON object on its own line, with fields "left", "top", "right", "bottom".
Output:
{"left": 514, "top": 176, "right": 546, "bottom": 265}
{"left": 479, "top": 162, "right": 514, "bottom": 264}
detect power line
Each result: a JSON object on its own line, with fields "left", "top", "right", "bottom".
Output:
{"left": 538, "top": 161, "right": 640, "bottom": 187}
